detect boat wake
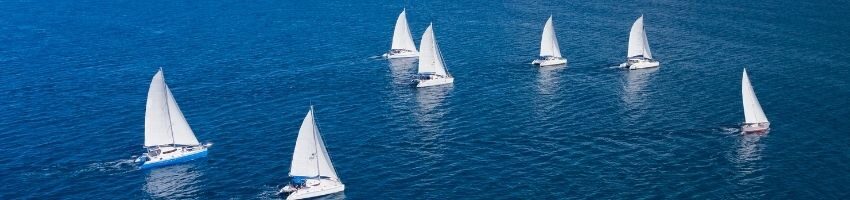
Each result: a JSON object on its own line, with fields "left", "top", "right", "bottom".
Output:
{"left": 58, "top": 158, "right": 139, "bottom": 177}
{"left": 608, "top": 63, "right": 626, "bottom": 69}
{"left": 88, "top": 158, "right": 138, "bottom": 172}
{"left": 721, "top": 127, "right": 741, "bottom": 134}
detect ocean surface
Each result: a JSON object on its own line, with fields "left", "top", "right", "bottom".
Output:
{"left": 2, "top": 0, "right": 850, "bottom": 199}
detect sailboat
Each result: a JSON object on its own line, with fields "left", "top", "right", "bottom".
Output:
{"left": 531, "top": 16, "right": 567, "bottom": 66}
{"left": 280, "top": 106, "right": 345, "bottom": 200}
{"left": 619, "top": 15, "right": 660, "bottom": 70}
{"left": 135, "top": 68, "right": 212, "bottom": 169}
{"left": 383, "top": 9, "right": 419, "bottom": 59}
{"left": 415, "top": 23, "right": 454, "bottom": 88}
{"left": 741, "top": 69, "right": 770, "bottom": 133}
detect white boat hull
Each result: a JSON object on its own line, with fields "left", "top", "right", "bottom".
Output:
{"left": 416, "top": 77, "right": 454, "bottom": 88}
{"left": 532, "top": 57, "right": 567, "bottom": 66}
{"left": 283, "top": 179, "right": 345, "bottom": 200}
{"left": 383, "top": 50, "right": 419, "bottom": 59}
{"left": 139, "top": 143, "right": 211, "bottom": 169}
{"left": 621, "top": 58, "right": 659, "bottom": 70}
{"left": 742, "top": 123, "right": 770, "bottom": 134}
{"left": 629, "top": 60, "right": 659, "bottom": 69}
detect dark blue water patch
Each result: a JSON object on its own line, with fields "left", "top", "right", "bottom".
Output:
{"left": 1, "top": 0, "right": 850, "bottom": 199}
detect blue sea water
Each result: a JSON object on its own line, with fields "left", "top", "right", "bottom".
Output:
{"left": 2, "top": 0, "right": 850, "bottom": 199}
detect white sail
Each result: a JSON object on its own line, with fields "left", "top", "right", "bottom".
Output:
{"left": 145, "top": 70, "right": 173, "bottom": 147}
{"left": 539, "top": 16, "right": 562, "bottom": 58}
{"left": 391, "top": 9, "right": 418, "bottom": 52}
{"left": 144, "top": 69, "right": 200, "bottom": 147}
{"left": 627, "top": 15, "right": 652, "bottom": 59}
{"left": 742, "top": 69, "right": 768, "bottom": 124}
{"left": 165, "top": 85, "right": 200, "bottom": 145}
{"left": 417, "top": 24, "right": 448, "bottom": 76}
{"left": 290, "top": 107, "right": 339, "bottom": 180}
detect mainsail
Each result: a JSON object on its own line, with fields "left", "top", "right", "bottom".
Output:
{"left": 145, "top": 69, "right": 200, "bottom": 147}
{"left": 289, "top": 107, "right": 339, "bottom": 180}
{"left": 391, "top": 9, "right": 418, "bottom": 52}
{"left": 417, "top": 24, "right": 448, "bottom": 76}
{"left": 627, "top": 15, "right": 652, "bottom": 59}
{"left": 539, "top": 16, "right": 562, "bottom": 58}
{"left": 742, "top": 69, "right": 768, "bottom": 124}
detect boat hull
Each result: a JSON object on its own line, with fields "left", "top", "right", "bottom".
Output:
{"left": 742, "top": 123, "right": 770, "bottom": 134}
{"left": 628, "top": 60, "right": 660, "bottom": 70}
{"left": 416, "top": 77, "right": 454, "bottom": 88}
{"left": 383, "top": 51, "right": 419, "bottom": 59}
{"left": 140, "top": 147, "right": 208, "bottom": 169}
{"left": 532, "top": 58, "right": 567, "bottom": 66}
{"left": 284, "top": 179, "right": 345, "bottom": 200}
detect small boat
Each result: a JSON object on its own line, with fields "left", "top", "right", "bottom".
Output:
{"left": 415, "top": 23, "right": 454, "bottom": 88}
{"left": 741, "top": 69, "right": 770, "bottom": 133}
{"left": 383, "top": 9, "right": 419, "bottom": 59}
{"left": 619, "top": 15, "right": 659, "bottom": 70}
{"left": 280, "top": 106, "right": 345, "bottom": 200}
{"left": 531, "top": 16, "right": 567, "bottom": 66}
{"left": 135, "top": 68, "right": 211, "bottom": 169}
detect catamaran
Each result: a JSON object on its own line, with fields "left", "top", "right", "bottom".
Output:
{"left": 415, "top": 23, "right": 454, "bottom": 88}
{"left": 383, "top": 9, "right": 419, "bottom": 59}
{"left": 135, "top": 68, "right": 211, "bottom": 169}
{"left": 741, "top": 69, "right": 769, "bottom": 133}
{"left": 532, "top": 16, "right": 567, "bottom": 66}
{"left": 280, "top": 106, "right": 345, "bottom": 200}
{"left": 619, "top": 15, "right": 659, "bottom": 70}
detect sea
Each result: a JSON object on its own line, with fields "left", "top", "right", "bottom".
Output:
{"left": 1, "top": 0, "right": 850, "bottom": 199}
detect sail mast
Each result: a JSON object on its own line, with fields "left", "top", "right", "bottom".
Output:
{"left": 401, "top": 7, "right": 410, "bottom": 51}
{"left": 418, "top": 23, "right": 435, "bottom": 74}
{"left": 311, "top": 105, "right": 321, "bottom": 178}
{"left": 551, "top": 19, "right": 558, "bottom": 57}
{"left": 551, "top": 16, "right": 560, "bottom": 58}
{"left": 641, "top": 15, "right": 652, "bottom": 59}
{"left": 159, "top": 68, "right": 177, "bottom": 147}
